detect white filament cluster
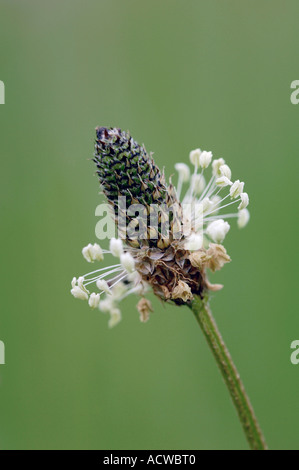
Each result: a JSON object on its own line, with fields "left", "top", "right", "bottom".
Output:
{"left": 175, "top": 148, "right": 250, "bottom": 250}
{"left": 71, "top": 238, "right": 143, "bottom": 327}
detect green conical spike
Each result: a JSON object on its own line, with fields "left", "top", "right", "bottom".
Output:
{"left": 93, "top": 127, "right": 167, "bottom": 208}
{"left": 93, "top": 127, "right": 180, "bottom": 248}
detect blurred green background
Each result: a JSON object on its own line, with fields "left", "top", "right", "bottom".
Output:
{"left": 0, "top": 0, "right": 298, "bottom": 450}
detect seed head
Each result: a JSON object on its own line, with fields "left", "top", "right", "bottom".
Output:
{"left": 70, "top": 128, "right": 250, "bottom": 326}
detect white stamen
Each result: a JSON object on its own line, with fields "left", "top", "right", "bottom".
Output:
{"left": 175, "top": 163, "right": 190, "bottom": 199}
{"left": 175, "top": 163, "right": 190, "bottom": 182}
{"left": 199, "top": 151, "right": 212, "bottom": 169}
{"left": 96, "top": 279, "right": 111, "bottom": 294}
{"left": 109, "top": 238, "right": 123, "bottom": 257}
{"left": 206, "top": 197, "right": 241, "bottom": 217}
{"left": 109, "top": 273, "right": 128, "bottom": 289}
{"left": 206, "top": 219, "right": 230, "bottom": 243}
{"left": 219, "top": 164, "right": 232, "bottom": 180}
{"left": 77, "top": 277, "right": 85, "bottom": 289}
{"left": 108, "top": 308, "right": 122, "bottom": 328}
{"left": 120, "top": 253, "right": 135, "bottom": 273}
{"left": 216, "top": 176, "right": 232, "bottom": 188}
{"left": 212, "top": 158, "right": 225, "bottom": 176}
{"left": 82, "top": 243, "right": 104, "bottom": 263}
{"left": 71, "top": 286, "right": 89, "bottom": 300}
{"left": 238, "top": 192, "right": 249, "bottom": 210}
{"left": 84, "top": 267, "right": 123, "bottom": 286}
{"left": 201, "top": 197, "right": 214, "bottom": 213}
{"left": 184, "top": 233, "right": 203, "bottom": 251}
{"left": 82, "top": 244, "right": 94, "bottom": 263}
{"left": 189, "top": 148, "right": 201, "bottom": 166}
{"left": 210, "top": 194, "right": 222, "bottom": 213}
{"left": 198, "top": 175, "right": 216, "bottom": 202}
{"left": 92, "top": 243, "right": 104, "bottom": 261}
{"left": 238, "top": 209, "right": 250, "bottom": 228}
{"left": 230, "top": 180, "right": 244, "bottom": 199}
{"left": 88, "top": 293, "right": 100, "bottom": 309}
{"left": 191, "top": 174, "right": 206, "bottom": 196}
{"left": 82, "top": 263, "right": 122, "bottom": 279}
{"left": 99, "top": 298, "right": 114, "bottom": 313}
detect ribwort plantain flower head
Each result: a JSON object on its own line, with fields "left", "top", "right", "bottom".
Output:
{"left": 70, "top": 127, "right": 250, "bottom": 326}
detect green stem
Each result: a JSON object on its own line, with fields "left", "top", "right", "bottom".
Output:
{"left": 189, "top": 294, "right": 268, "bottom": 450}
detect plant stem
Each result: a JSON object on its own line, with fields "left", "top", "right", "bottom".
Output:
{"left": 189, "top": 294, "right": 268, "bottom": 450}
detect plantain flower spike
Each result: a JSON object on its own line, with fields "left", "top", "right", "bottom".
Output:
{"left": 70, "top": 127, "right": 249, "bottom": 326}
